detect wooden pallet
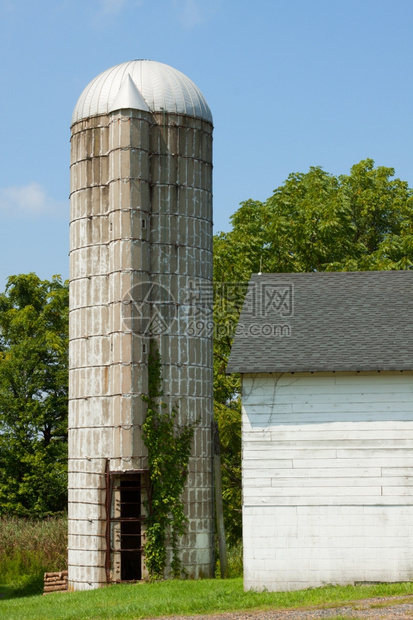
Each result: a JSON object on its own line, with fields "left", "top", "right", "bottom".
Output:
{"left": 43, "top": 570, "right": 68, "bottom": 595}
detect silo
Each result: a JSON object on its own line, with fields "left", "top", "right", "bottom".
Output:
{"left": 68, "top": 60, "right": 214, "bottom": 590}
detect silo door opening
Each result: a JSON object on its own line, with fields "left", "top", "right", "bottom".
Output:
{"left": 105, "top": 469, "right": 150, "bottom": 582}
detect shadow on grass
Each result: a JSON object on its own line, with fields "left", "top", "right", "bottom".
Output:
{"left": 0, "top": 573, "right": 44, "bottom": 599}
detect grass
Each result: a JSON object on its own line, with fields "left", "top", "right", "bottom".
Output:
{"left": 1, "top": 519, "right": 412, "bottom": 619}
{"left": 0, "top": 515, "right": 67, "bottom": 598}
{"left": 216, "top": 540, "right": 243, "bottom": 578}
{"left": 1, "top": 577, "right": 413, "bottom": 619}
{"left": 0, "top": 517, "right": 243, "bottom": 599}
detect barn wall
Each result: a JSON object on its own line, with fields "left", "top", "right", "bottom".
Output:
{"left": 242, "top": 371, "right": 413, "bottom": 591}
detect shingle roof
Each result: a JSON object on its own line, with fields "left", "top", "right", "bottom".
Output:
{"left": 226, "top": 271, "right": 413, "bottom": 374}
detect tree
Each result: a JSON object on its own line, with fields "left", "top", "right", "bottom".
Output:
{"left": 213, "top": 159, "right": 413, "bottom": 543}
{"left": 0, "top": 274, "right": 69, "bottom": 517}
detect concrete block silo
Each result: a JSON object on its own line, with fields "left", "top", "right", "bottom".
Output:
{"left": 68, "top": 60, "right": 214, "bottom": 590}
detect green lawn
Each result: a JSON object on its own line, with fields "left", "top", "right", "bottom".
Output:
{"left": 1, "top": 578, "right": 413, "bottom": 620}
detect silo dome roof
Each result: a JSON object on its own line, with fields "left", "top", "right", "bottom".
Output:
{"left": 72, "top": 60, "right": 212, "bottom": 125}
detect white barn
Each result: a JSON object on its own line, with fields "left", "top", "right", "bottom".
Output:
{"left": 227, "top": 271, "right": 413, "bottom": 592}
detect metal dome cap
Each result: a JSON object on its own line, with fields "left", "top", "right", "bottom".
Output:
{"left": 72, "top": 60, "right": 212, "bottom": 125}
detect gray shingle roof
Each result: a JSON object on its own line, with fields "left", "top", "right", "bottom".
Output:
{"left": 226, "top": 271, "right": 413, "bottom": 374}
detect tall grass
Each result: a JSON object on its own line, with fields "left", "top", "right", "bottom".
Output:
{"left": 1, "top": 517, "right": 241, "bottom": 597}
{"left": 216, "top": 541, "right": 243, "bottom": 578}
{"left": 0, "top": 515, "right": 67, "bottom": 596}
{"left": 227, "top": 541, "right": 243, "bottom": 577}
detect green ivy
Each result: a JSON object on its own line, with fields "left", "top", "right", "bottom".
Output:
{"left": 142, "top": 339, "right": 196, "bottom": 579}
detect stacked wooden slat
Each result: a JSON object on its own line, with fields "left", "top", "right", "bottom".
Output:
{"left": 43, "top": 570, "right": 68, "bottom": 595}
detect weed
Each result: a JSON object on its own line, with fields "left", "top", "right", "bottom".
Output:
{"left": 0, "top": 515, "right": 67, "bottom": 597}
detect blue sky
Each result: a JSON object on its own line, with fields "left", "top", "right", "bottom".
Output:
{"left": 1, "top": 0, "right": 413, "bottom": 288}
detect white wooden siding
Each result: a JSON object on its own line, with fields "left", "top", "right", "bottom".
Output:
{"left": 242, "top": 371, "right": 413, "bottom": 591}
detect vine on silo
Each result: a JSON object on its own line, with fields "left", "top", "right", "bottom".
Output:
{"left": 142, "top": 339, "right": 196, "bottom": 579}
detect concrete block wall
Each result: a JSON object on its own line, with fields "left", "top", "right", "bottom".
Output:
{"left": 147, "top": 112, "right": 214, "bottom": 577}
{"left": 242, "top": 371, "right": 413, "bottom": 591}
{"left": 69, "top": 108, "right": 214, "bottom": 589}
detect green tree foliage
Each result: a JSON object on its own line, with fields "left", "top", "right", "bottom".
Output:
{"left": 0, "top": 274, "right": 69, "bottom": 517}
{"left": 213, "top": 159, "right": 413, "bottom": 543}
